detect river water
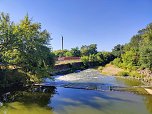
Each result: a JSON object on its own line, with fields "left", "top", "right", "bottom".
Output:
{"left": 0, "top": 69, "right": 152, "bottom": 114}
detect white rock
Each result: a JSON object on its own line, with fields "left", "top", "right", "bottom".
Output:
{"left": 0, "top": 102, "right": 3, "bottom": 106}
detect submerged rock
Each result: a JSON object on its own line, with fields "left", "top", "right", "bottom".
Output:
{"left": 0, "top": 102, "right": 3, "bottom": 107}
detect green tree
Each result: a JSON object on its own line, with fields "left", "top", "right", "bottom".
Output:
{"left": 113, "top": 23, "right": 152, "bottom": 71}
{"left": 112, "top": 58, "right": 122, "bottom": 67}
{"left": 0, "top": 13, "right": 55, "bottom": 82}
{"left": 95, "top": 52, "right": 104, "bottom": 63}
{"left": 53, "top": 49, "right": 68, "bottom": 57}
{"left": 89, "top": 44, "right": 97, "bottom": 55}
{"left": 112, "top": 44, "right": 124, "bottom": 57}
{"left": 65, "top": 51, "right": 73, "bottom": 57}
{"left": 102, "top": 51, "right": 115, "bottom": 63}
{"left": 139, "top": 45, "right": 152, "bottom": 70}
{"left": 121, "top": 51, "right": 139, "bottom": 69}
{"left": 81, "top": 56, "right": 89, "bottom": 66}
{"left": 70, "top": 47, "right": 80, "bottom": 57}
{"left": 89, "top": 54, "right": 97, "bottom": 62}
{"left": 138, "top": 23, "right": 152, "bottom": 70}
{"left": 80, "top": 44, "right": 97, "bottom": 56}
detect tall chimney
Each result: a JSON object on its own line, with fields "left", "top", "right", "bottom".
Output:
{"left": 62, "top": 36, "right": 63, "bottom": 50}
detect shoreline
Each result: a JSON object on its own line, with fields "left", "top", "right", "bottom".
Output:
{"left": 98, "top": 64, "right": 152, "bottom": 95}
{"left": 144, "top": 88, "right": 152, "bottom": 95}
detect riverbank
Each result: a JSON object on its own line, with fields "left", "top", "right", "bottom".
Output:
{"left": 98, "top": 64, "right": 152, "bottom": 95}
{"left": 98, "top": 64, "right": 124, "bottom": 76}
{"left": 52, "top": 61, "right": 103, "bottom": 76}
{"left": 1, "top": 68, "right": 152, "bottom": 114}
{"left": 144, "top": 88, "right": 152, "bottom": 95}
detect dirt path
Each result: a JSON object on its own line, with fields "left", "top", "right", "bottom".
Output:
{"left": 100, "top": 64, "right": 123, "bottom": 76}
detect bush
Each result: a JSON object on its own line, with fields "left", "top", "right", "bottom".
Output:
{"left": 0, "top": 69, "right": 27, "bottom": 88}
{"left": 112, "top": 58, "right": 122, "bottom": 67}
{"left": 129, "top": 71, "right": 142, "bottom": 78}
{"left": 117, "top": 71, "right": 129, "bottom": 76}
{"left": 98, "top": 66, "right": 103, "bottom": 72}
{"left": 81, "top": 56, "right": 89, "bottom": 66}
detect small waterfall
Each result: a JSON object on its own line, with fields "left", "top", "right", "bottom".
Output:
{"left": 42, "top": 69, "right": 132, "bottom": 91}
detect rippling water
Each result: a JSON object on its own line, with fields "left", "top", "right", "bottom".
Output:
{"left": 0, "top": 69, "right": 152, "bottom": 114}
{"left": 44, "top": 69, "right": 142, "bottom": 91}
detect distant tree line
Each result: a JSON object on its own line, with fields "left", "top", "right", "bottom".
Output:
{"left": 53, "top": 44, "right": 115, "bottom": 66}
{"left": 53, "top": 44, "right": 97, "bottom": 57}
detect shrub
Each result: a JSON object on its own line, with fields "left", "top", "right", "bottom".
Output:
{"left": 98, "top": 66, "right": 103, "bottom": 72}
{"left": 129, "top": 71, "right": 142, "bottom": 78}
{"left": 81, "top": 56, "right": 89, "bottom": 66}
{"left": 112, "top": 58, "right": 122, "bottom": 67}
{"left": 117, "top": 71, "right": 129, "bottom": 76}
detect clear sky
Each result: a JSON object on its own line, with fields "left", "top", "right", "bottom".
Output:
{"left": 0, "top": 0, "right": 152, "bottom": 51}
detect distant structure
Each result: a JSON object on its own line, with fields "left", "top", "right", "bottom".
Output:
{"left": 62, "top": 36, "right": 64, "bottom": 50}
{"left": 58, "top": 57, "right": 80, "bottom": 61}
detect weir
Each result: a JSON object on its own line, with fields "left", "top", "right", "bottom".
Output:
{"left": 33, "top": 69, "right": 151, "bottom": 94}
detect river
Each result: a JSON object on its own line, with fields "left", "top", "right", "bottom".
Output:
{"left": 0, "top": 69, "right": 152, "bottom": 114}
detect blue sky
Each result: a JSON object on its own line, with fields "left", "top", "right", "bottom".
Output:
{"left": 0, "top": 0, "right": 152, "bottom": 51}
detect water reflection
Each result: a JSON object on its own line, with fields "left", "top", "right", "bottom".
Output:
{"left": 50, "top": 87, "right": 151, "bottom": 114}
{"left": 0, "top": 69, "right": 152, "bottom": 114}
{"left": 0, "top": 86, "right": 56, "bottom": 114}
{"left": 116, "top": 77, "right": 143, "bottom": 86}
{"left": 144, "top": 95, "right": 152, "bottom": 114}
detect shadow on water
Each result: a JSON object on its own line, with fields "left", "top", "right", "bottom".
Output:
{"left": 47, "top": 69, "right": 152, "bottom": 114}
{"left": 49, "top": 87, "right": 152, "bottom": 114}
{"left": 0, "top": 69, "right": 152, "bottom": 114}
{"left": 0, "top": 86, "right": 56, "bottom": 114}
{"left": 13, "top": 86, "right": 56, "bottom": 107}
{"left": 54, "top": 87, "right": 136, "bottom": 110}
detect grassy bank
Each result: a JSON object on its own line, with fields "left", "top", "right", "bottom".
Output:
{"left": 98, "top": 64, "right": 142, "bottom": 77}
{"left": 97, "top": 64, "right": 124, "bottom": 76}
{"left": 98, "top": 64, "right": 152, "bottom": 86}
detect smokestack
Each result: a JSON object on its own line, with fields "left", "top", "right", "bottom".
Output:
{"left": 62, "top": 36, "right": 63, "bottom": 50}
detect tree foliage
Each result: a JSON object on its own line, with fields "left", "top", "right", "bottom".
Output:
{"left": 112, "top": 23, "right": 152, "bottom": 71}
{"left": 80, "top": 44, "right": 97, "bottom": 56}
{"left": 53, "top": 49, "right": 68, "bottom": 57}
{"left": 0, "top": 13, "right": 55, "bottom": 82}
{"left": 70, "top": 47, "right": 81, "bottom": 57}
{"left": 112, "top": 44, "right": 124, "bottom": 57}
{"left": 53, "top": 44, "right": 97, "bottom": 58}
{"left": 81, "top": 51, "right": 114, "bottom": 66}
